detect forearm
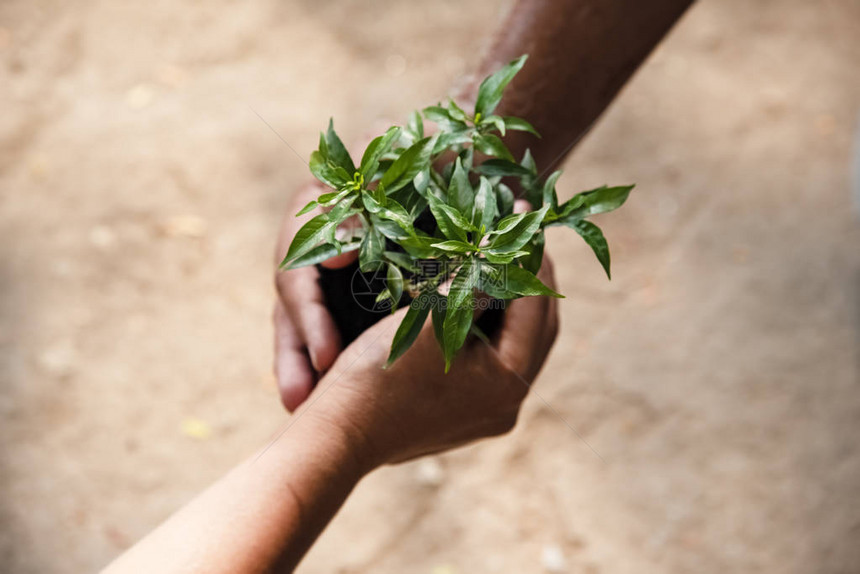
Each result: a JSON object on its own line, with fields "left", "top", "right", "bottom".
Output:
{"left": 103, "top": 412, "right": 368, "bottom": 574}
{"left": 465, "top": 0, "right": 695, "bottom": 170}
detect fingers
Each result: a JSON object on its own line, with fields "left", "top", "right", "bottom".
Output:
{"left": 493, "top": 255, "right": 560, "bottom": 381}
{"left": 494, "top": 199, "right": 559, "bottom": 378}
{"left": 273, "top": 301, "right": 315, "bottom": 412}
{"left": 320, "top": 249, "right": 358, "bottom": 269}
{"left": 513, "top": 198, "right": 531, "bottom": 214}
{"left": 275, "top": 266, "right": 343, "bottom": 375}
{"left": 273, "top": 183, "right": 359, "bottom": 383}
{"left": 300, "top": 301, "right": 343, "bottom": 372}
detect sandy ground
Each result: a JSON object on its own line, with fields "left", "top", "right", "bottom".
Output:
{"left": 1, "top": 0, "right": 859, "bottom": 572}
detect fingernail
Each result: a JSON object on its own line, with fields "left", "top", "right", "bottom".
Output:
{"left": 280, "top": 384, "right": 300, "bottom": 412}
{"left": 309, "top": 347, "right": 321, "bottom": 373}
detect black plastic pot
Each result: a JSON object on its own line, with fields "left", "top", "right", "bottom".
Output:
{"left": 316, "top": 261, "right": 406, "bottom": 346}
{"left": 317, "top": 261, "right": 505, "bottom": 347}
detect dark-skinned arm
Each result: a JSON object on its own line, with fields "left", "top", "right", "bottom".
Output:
{"left": 465, "top": 0, "right": 695, "bottom": 170}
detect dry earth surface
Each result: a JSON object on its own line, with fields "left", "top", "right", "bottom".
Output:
{"left": 1, "top": 0, "right": 859, "bottom": 572}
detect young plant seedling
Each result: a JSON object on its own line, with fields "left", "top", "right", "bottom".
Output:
{"left": 281, "top": 55, "right": 634, "bottom": 372}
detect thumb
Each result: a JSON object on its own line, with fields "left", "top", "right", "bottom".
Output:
{"left": 320, "top": 249, "right": 358, "bottom": 269}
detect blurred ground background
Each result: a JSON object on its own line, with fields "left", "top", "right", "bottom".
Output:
{"left": 1, "top": 0, "right": 859, "bottom": 572}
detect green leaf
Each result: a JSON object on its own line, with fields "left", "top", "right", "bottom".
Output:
{"left": 432, "top": 130, "right": 473, "bottom": 154}
{"left": 503, "top": 116, "right": 540, "bottom": 137}
{"left": 360, "top": 126, "right": 401, "bottom": 181}
{"left": 497, "top": 183, "right": 515, "bottom": 217}
{"left": 282, "top": 241, "right": 360, "bottom": 270}
{"left": 423, "top": 105, "right": 468, "bottom": 132}
{"left": 474, "top": 54, "right": 528, "bottom": 117}
{"left": 427, "top": 193, "right": 470, "bottom": 242}
{"left": 520, "top": 148, "right": 537, "bottom": 175}
{"left": 448, "top": 157, "right": 474, "bottom": 215}
{"left": 422, "top": 105, "right": 451, "bottom": 122}
{"left": 389, "top": 184, "right": 428, "bottom": 218}
{"left": 413, "top": 168, "right": 430, "bottom": 196}
{"left": 375, "top": 288, "right": 392, "bottom": 307}
{"left": 387, "top": 263, "right": 404, "bottom": 305}
{"left": 431, "top": 240, "right": 475, "bottom": 253}
{"left": 459, "top": 146, "right": 473, "bottom": 172}
{"left": 476, "top": 262, "right": 508, "bottom": 299}
{"left": 399, "top": 234, "right": 439, "bottom": 258}
{"left": 380, "top": 200, "right": 414, "bottom": 234}
{"left": 442, "top": 290, "right": 473, "bottom": 372}
{"left": 317, "top": 188, "right": 352, "bottom": 207}
{"left": 362, "top": 191, "right": 414, "bottom": 235}
{"left": 360, "top": 188, "right": 385, "bottom": 213}
{"left": 379, "top": 136, "right": 435, "bottom": 194}
{"left": 407, "top": 110, "right": 424, "bottom": 140}
{"left": 475, "top": 159, "right": 534, "bottom": 178}
{"left": 325, "top": 118, "right": 355, "bottom": 173}
{"left": 491, "top": 204, "right": 543, "bottom": 235}
{"left": 372, "top": 184, "right": 387, "bottom": 204}
{"left": 558, "top": 185, "right": 635, "bottom": 221}
{"left": 519, "top": 149, "right": 539, "bottom": 207}
{"left": 542, "top": 170, "right": 563, "bottom": 211}
{"left": 503, "top": 264, "right": 563, "bottom": 297}
{"left": 566, "top": 219, "right": 611, "bottom": 279}
{"left": 359, "top": 226, "right": 385, "bottom": 272}
{"left": 386, "top": 295, "right": 432, "bottom": 367}
{"left": 380, "top": 205, "right": 414, "bottom": 236}
{"left": 330, "top": 194, "right": 357, "bottom": 218}
{"left": 483, "top": 114, "right": 507, "bottom": 136}
{"left": 385, "top": 250, "right": 417, "bottom": 272}
{"left": 447, "top": 98, "right": 470, "bottom": 123}
{"left": 371, "top": 214, "right": 410, "bottom": 241}
{"left": 295, "top": 200, "right": 318, "bottom": 217}
{"left": 473, "top": 133, "right": 515, "bottom": 162}
{"left": 317, "top": 132, "right": 329, "bottom": 160}
{"left": 431, "top": 295, "right": 446, "bottom": 350}
{"left": 487, "top": 205, "right": 549, "bottom": 255}
{"left": 520, "top": 232, "right": 545, "bottom": 275}
{"left": 477, "top": 261, "right": 562, "bottom": 299}
{"left": 309, "top": 150, "right": 351, "bottom": 189}
{"left": 483, "top": 250, "right": 528, "bottom": 264}
{"left": 472, "top": 176, "right": 498, "bottom": 231}
{"left": 281, "top": 213, "right": 335, "bottom": 265}
{"left": 447, "top": 258, "right": 479, "bottom": 309}
{"left": 409, "top": 195, "right": 429, "bottom": 219}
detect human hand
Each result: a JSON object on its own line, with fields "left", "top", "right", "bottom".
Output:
{"left": 273, "top": 181, "right": 358, "bottom": 411}
{"left": 301, "top": 255, "right": 560, "bottom": 471}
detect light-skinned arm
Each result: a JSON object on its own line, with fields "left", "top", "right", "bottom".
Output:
{"left": 105, "top": 258, "right": 559, "bottom": 573}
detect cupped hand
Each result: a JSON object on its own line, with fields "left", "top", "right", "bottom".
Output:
{"left": 273, "top": 181, "right": 358, "bottom": 411}
{"left": 301, "top": 255, "right": 560, "bottom": 471}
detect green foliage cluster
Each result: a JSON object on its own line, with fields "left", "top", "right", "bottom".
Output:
{"left": 281, "top": 55, "right": 634, "bottom": 371}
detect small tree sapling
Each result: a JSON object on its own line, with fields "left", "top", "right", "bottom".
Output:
{"left": 280, "top": 55, "right": 634, "bottom": 371}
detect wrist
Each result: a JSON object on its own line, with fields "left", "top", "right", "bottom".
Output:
{"left": 298, "top": 406, "right": 381, "bottom": 481}
{"left": 237, "top": 405, "right": 372, "bottom": 570}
